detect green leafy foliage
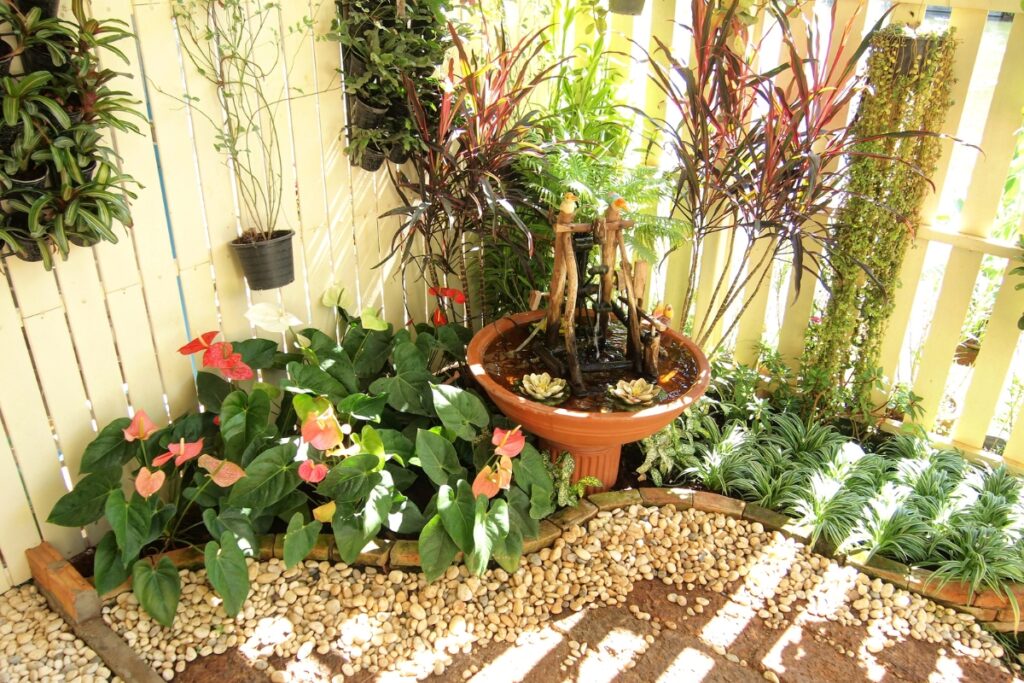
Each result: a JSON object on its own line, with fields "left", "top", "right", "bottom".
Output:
{"left": 204, "top": 531, "right": 251, "bottom": 617}
{"left": 132, "top": 557, "right": 180, "bottom": 628}
{"left": 283, "top": 513, "right": 323, "bottom": 569}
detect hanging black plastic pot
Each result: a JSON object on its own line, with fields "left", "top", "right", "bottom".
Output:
{"left": 359, "top": 146, "right": 386, "bottom": 172}
{"left": 349, "top": 96, "right": 388, "bottom": 129}
{"left": 229, "top": 230, "right": 295, "bottom": 290}
{"left": 344, "top": 53, "right": 367, "bottom": 79}
{"left": 68, "top": 232, "right": 101, "bottom": 247}
{"left": 15, "top": 0, "right": 60, "bottom": 17}
{"left": 609, "top": 0, "right": 645, "bottom": 15}
{"left": 895, "top": 36, "right": 932, "bottom": 75}
{"left": 10, "top": 166, "right": 49, "bottom": 189}
{"left": 21, "top": 45, "right": 55, "bottom": 73}
{"left": 387, "top": 144, "right": 409, "bottom": 164}
{"left": 0, "top": 41, "right": 12, "bottom": 78}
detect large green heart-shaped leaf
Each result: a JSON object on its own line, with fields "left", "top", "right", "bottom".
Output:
{"left": 220, "top": 390, "right": 270, "bottom": 461}
{"left": 507, "top": 486, "right": 540, "bottom": 539}
{"left": 283, "top": 512, "right": 322, "bottom": 569}
{"left": 369, "top": 343, "right": 433, "bottom": 416}
{"left": 431, "top": 385, "right": 489, "bottom": 441}
{"left": 227, "top": 443, "right": 299, "bottom": 510}
{"left": 93, "top": 531, "right": 130, "bottom": 597}
{"left": 415, "top": 429, "right": 467, "bottom": 487}
{"left": 418, "top": 514, "right": 459, "bottom": 583}
{"left": 316, "top": 453, "right": 382, "bottom": 503}
{"left": 512, "top": 444, "right": 555, "bottom": 519}
{"left": 79, "top": 418, "right": 134, "bottom": 473}
{"left": 202, "top": 509, "right": 258, "bottom": 556}
{"left": 197, "top": 371, "right": 233, "bottom": 412}
{"left": 204, "top": 531, "right": 250, "bottom": 617}
{"left": 342, "top": 324, "right": 393, "bottom": 380}
{"left": 437, "top": 481, "right": 475, "bottom": 553}
{"left": 466, "top": 496, "right": 510, "bottom": 576}
{"left": 337, "top": 392, "right": 387, "bottom": 422}
{"left": 132, "top": 557, "right": 180, "bottom": 627}
{"left": 105, "top": 489, "right": 153, "bottom": 568}
{"left": 232, "top": 339, "right": 279, "bottom": 370}
{"left": 47, "top": 466, "right": 122, "bottom": 527}
{"left": 492, "top": 525, "right": 523, "bottom": 574}
{"left": 386, "top": 496, "right": 426, "bottom": 535}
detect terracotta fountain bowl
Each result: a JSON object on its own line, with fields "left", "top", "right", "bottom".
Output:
{"left": 467, "top": 310, "right": 711, "bottom": 492}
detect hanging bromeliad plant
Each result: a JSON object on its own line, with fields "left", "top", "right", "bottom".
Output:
{"left": 802, "top": 25, "right": 957, "bottom": 420}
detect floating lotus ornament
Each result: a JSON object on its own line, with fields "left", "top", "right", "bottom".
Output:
{"left": 607, "top": 378, "right": 661, "bottom": 407}
{"left": 518, "top": 372, "right": 569, "bottom": 405}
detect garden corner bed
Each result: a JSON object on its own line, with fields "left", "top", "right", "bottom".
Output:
{"left": 28, "top": 487, "right": 1024, "bottom": 681}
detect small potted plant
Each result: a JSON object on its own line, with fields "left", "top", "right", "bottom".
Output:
{"left": 173, "top": 0, "right": 299, "bottom": 290}
{"left": 347, "top": 126, "right": 387, "bottom": 172}
{"left": 609, "top": 0, "right": 645, "bottom": 15}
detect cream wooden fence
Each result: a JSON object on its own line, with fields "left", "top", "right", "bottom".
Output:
{"left": 0, "top": 0, "right": 1022, "bottom": 593}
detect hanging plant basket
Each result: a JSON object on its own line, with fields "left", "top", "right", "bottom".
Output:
{"left": 954, "top": 338, "right": 981, "bottom": 366}
{"left": 609, "top": 0, "right": 645, "bottom": 15}
{"left": 349, "top": 97, "right": 388, "bottom": 129}
{"left": 894, "top": 35, "right": 933, "bottom": 75}
{"left": 387, "top": 144, "right": 409, "bottom": 164}
{"left": 229, "top": 230, "right": 295, "bottom": 290}
{"left": 15, "top": 0, "right": 60, "bottom": 17}
{"left": 344, "top": 53, "right": 367, "bottom": 79}
{"left": 359, "top": 146, "right": 386, "bottom": 172}
{"left": 0, "top": 40, "right": 12, "bottom": 77}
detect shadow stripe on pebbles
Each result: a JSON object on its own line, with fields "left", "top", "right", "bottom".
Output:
{"left": 95, "top": 504, "right": 1023, "bottom": 682}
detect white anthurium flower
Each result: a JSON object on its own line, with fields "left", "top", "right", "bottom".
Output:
{"left": 321, "top": 285, "right": 345, "bottom": 309}
{"left": 245, "top": 302, "right": 302, "bottom": 333}
{"left": 295, "top": 332, "right": 312, "bottom": 349}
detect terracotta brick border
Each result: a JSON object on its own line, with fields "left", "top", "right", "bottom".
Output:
{"left": 27, "top": 483, "right": 1022, "bottom": 683}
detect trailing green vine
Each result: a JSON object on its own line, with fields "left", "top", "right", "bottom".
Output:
{"left": 802, "top": 26, "right": 957, "bottom": 420}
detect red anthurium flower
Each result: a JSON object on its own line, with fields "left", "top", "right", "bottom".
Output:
{"left": 123, "top": 410, "right": 157, "bottom": 442}
{"left": 178, "top": 331, "right": 219, "bottom": 356}
{"left": 432, "top": 307, "right": 448, "bottom": 327}
{"left": 301, "top": 411, "right": 343, "bottom": 451}
{"left": 134, "top": 467, "right": 165, "bottom": 499}
{"left": 202, "top": 341, "right": 234, "bottom": 369}
{"left": 446, "top": 288, "right": 467, "bottom": 304}
{"left": 491, "top": 426, "right": 525, "bottom": 458}
{"left": 428, "top": 286, "right": 440, "bottom": 297}
{"left": 198, "top": 455, "right": 246, "bottom": 487}
{"left": 298, "top": 460, "right": 329, "bottom": 484}
{"left": 472, "top": 465, "right": 501, "bottom": 499}
{"left": 220, "top": 357, "right": 255, "bottom": 381}
{"left": 153, "top": 438, "right": 204, "bottom": 467}
{"left": 213, "top": 415, "right": 221, "bottom": 426}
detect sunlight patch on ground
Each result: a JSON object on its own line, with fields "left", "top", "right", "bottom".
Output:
{"left": 795, "top": 563, "right": 858, "bottom": 624}
{"left": 576, "top": 627, "right": 647, "bottom": 683}
{"left": 929, "top": 654, "right": 965, "bottom": 682}
{"left": 469, "top": 626, "right": 565, "bottom": 682}
{"left": 700, "top": 535, "right": 799, "bottom": 648}
{"left": 239, "top": 616, "right": 295, "bottom": 660}
{"left": 656, "top": 647, "right": 716, "bottom": 681}
{"left": 761, "top": 623, "right": 804, "bottom": 677}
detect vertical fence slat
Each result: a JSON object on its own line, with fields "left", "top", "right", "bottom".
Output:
{"left": 954, "top": 263, "right": 1024, "bottom": 447}
{"left": 911, "top": 248, "right": 984, "bottom": 427}
{"left": 958, "top": 15, "right": 1024, "bottom": 238}
{"left": 1004, "top": 401, "right": 1024, "bottom": 467}
{"left": 919, "top": 8, "right": 988, "bottom": 222}
{"left": 0, "top": 277, "right": 83, "bottom": 558}
{"left": 691, "top": 230, "right": 731, "bottom": 350}
{"left": 874, "top": 238, "right": 928, "bottom": 396}
{"left": 733, "top": 240, "right": 774, "bottom": 365}
{"left": 0, "top": 416, "right": 42, "bottom": 584}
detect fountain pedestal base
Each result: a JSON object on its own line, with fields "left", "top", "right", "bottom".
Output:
{"left": 539, "top": 438, "right": 620, "bottom": 494}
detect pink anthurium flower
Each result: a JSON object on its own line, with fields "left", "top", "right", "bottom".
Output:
{"left": 298, "top": 460, "right": 329, "bottom": 484}
{"left": 123, "top": 410, "right": 157, "bottom": 442}
{"left": 153, "top": 438, "right": 204, "bottom": 467}
{"left": 219, "top": 357, "right": 255, "bottom": 381}
{"left": 491, "top": 426, "right": 525, "bottom": 458}
{"left": 202, "top": 341, "right": 235, "bottom": 369}
{"left": 134, "top": 467, "right": 165, "bottom": 499}
{"left": 178, "top": 331, "right": 219, "bottom": 356}
{"left": 301, "top": 411, "right": 343, "bottom": 451}
{"left": 198, "top": 455, "right": 246, "bottom": 487}
{"left": 472, "top": 465, "right": 501, "bottom": 499}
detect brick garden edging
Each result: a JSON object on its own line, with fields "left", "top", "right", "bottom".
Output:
{"left": 28, "top": 483, "right": 1022, "bottom": 683}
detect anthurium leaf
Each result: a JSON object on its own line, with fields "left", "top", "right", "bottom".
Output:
{"left": 466, "top": 496, "right": 510, "bottom": 576}
{"left": 232, "top": 339, "right": 278, "bottom": 369}
{"left": 332, "top": 505, "right": 366, "bottom": 564}
{"left": 202, "top": 509, "right": 258, "bottom": 556}
{"left": 105, "top": 489, "right": 153, "bottom": 568}
{"left": 193, "top": 370, "right": 230, "bottom": 413}
{"left": 435, "top": 325, "right": 467, "bottom": 360}
{"left": 492, "top": 525, "right": 523, "bottom": 574}
{"left": 220, "top": 390, "right": 270, "bottom": 461}
{"left": 79, "top": 418, "right": 134, "bottom": 473}
{"left": 204, "top": 531, "right": 250, "bottom": 617}
{"left": 507, "top": 486, "right": 540, "bottom": 539}
{"left": 360, "top": 307, "right": 389, "bottom": 331}
{"left": 283, "top": 512, "right": 322, "bottom": 569}
{"left": 512, "top": 444, "right": 555, "bottom": 519}
{"left": 227, "top": 443, "right": 299, "bottom": 509}
{"left": 362, "top": 484, "right": 392, "bottom": 540}
{"left": 342, "top": 324, "right": 392, "bottom": 379}
{"left": 418, "top": 514, "right": 459, "bottom": 583}
{"left": 337, "top": 392, "right": 387, "bottom": 423}
{"left": 415, "top": 429, "right": 467, "bottom": 487}
{"left": 437, "top": 481, "right": 475, "bottom": 553}
{"left": 386, "top": 497, "right": 426, "bottom": 534}
{"left": 369, "top": 343, "right": 433, "bottom": 416}
{"left": 132, "top": 557, "right": 180, "bottom": 627}
{"left": 93, "top": 531, "right": 130, "bottom": 596}
{"left": 321, "top": 352, "right": 358, "bottom": 395}
{"left": 430, "top": 385, "right": 489, "bottom": 441}
{"left": 285, "top": 362, "right": 350, "bottom": 403}
{"left": 47, "top": 467, "right": 122, "bottom": 527}
{"left": 354, "top": 425, "right": 385, "bottom": 457}
{"left": 378, "top": 429, "right": 414, "bottom": 462}
{"left": 317, "top": 453, "right": 382, "bottom": 503}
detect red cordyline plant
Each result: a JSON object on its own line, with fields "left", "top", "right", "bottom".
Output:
{"left": 645, "top": 0, "right": 904, "bottom": 354}
{"left": 383, "top": 22, "right": 560, "bottom": 324}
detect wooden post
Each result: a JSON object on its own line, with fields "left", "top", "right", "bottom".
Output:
{"left": 561, "top": 228, "right": 585, "bottom": 392}
{"left": 545, "top": 210, "right": 573, "bottom": 347}
{"left": 598, "top": 217, "right": 617, "bottom": 336}
{"left": 616, "top": 233, "right": 644, "bottom": 372}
